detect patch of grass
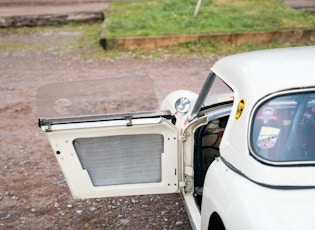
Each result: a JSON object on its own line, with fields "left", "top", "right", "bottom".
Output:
{"left": 48, "top": 22, "right": 315, "bottom": 58}
{"left": 0, "top": 23, "right": 102, "bottom": 53}
{"left": 0, "top": 41, "right": 29, "bottom": 50}
{"left": 1, "top": 22, "right": 314, "bottom": 60}
{"left": 106, "top": 0, "right": 315, "bottom": 38}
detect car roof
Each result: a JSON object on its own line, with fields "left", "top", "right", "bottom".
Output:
{"left": 212, "top": 46, "right": 315, "bottom": 187}
{"left": 211, "top": 46, "right": 315, "bottom": 101}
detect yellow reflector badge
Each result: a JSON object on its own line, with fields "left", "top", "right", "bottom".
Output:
{"left": 236, "top": 99, "right": 245, "bottom": 120}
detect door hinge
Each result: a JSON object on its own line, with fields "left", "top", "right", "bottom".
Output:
{"left": 125, "top": 116, "right": 133, "bottom": 126}
{"left": 38, "top": 119, "right": 52, "bottom": 132}
{"left": 179, "top": 132, "right": 187, "bottom": 141}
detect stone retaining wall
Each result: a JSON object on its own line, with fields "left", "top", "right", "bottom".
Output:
{"left": 104, "top": 29, "right": 315, "bottom": 50}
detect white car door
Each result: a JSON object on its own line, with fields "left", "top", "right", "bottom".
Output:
{"left": 37, "top": 76, "right": 179, "bottom": 199}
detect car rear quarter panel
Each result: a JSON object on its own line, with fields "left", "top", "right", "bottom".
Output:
{"left": 201, "top": 158, "right": 315, "bottom": 230}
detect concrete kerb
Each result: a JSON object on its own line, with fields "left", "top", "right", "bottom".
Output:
{"left": 102, "top": 29, "right": 315, "bottom": 51}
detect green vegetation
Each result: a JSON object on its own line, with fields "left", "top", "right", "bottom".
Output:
{"left": 1, "top": 0, "right": 315, "bottom": 58}
{"left": 0, "top": 23, "right": 100, "bottom": 53}
{"left": 1, "top": 21, "right": 314, "bottom": 58}
{"left": 0, "top": 41, "right": 28, "bottom": 50}
{"left": 106, "top": 0, "right": 315, "bottom": 38}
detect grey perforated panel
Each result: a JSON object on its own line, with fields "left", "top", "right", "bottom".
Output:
{"left": 73, "top": 134, "right": 163, "bottom": 186}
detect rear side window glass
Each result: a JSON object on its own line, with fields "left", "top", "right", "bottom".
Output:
{"left": 251, "top": 92, "right": 315, "bottom": 164}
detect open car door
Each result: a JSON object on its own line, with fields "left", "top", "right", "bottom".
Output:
{"left": 37, "top": 76, "right": 179, "bottom": 199}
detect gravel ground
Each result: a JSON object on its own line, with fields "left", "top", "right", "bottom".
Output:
{"left": 0, "top": 26, "right": 219, "bottom": 229}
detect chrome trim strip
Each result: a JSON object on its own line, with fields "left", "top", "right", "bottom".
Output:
{"left": 49, "top": 117, "right": 164, "bottom": 131}
{"left": 190, "top": 72, "right": 216, "bottom": 122}
{"left": 39, "top": 110, "right": 171, "bottom": 126}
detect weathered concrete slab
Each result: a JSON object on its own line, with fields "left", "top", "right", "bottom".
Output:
{"left": 0, "top": 12, "right": 104, "bottom": 27}
{"left": 0, "top": 2, "right": 109, "bottom": 27}
{"left": 281, "top": 0, "right": 315, "bottom": 11}
{"left": 0, "top": 0, "right": 106, "bottom": 6}
{"left": 0, "top": 3, "right": 110, "bottom": 16}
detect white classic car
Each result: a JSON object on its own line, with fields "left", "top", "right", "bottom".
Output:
{"left": 37, "top": 46, "right": 315, "bottom": 230}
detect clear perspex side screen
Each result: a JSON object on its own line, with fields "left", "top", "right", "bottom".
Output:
{"left": 37, "top": 75, "right": 167, "bottom": 120}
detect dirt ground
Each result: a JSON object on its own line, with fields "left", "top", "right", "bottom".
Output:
{"left": 0, "top": 26, "right": 218, "bottom": 229}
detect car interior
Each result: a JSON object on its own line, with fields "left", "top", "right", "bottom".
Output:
{"left": 193, "top": 115, "right": 229, "bottom": 209}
